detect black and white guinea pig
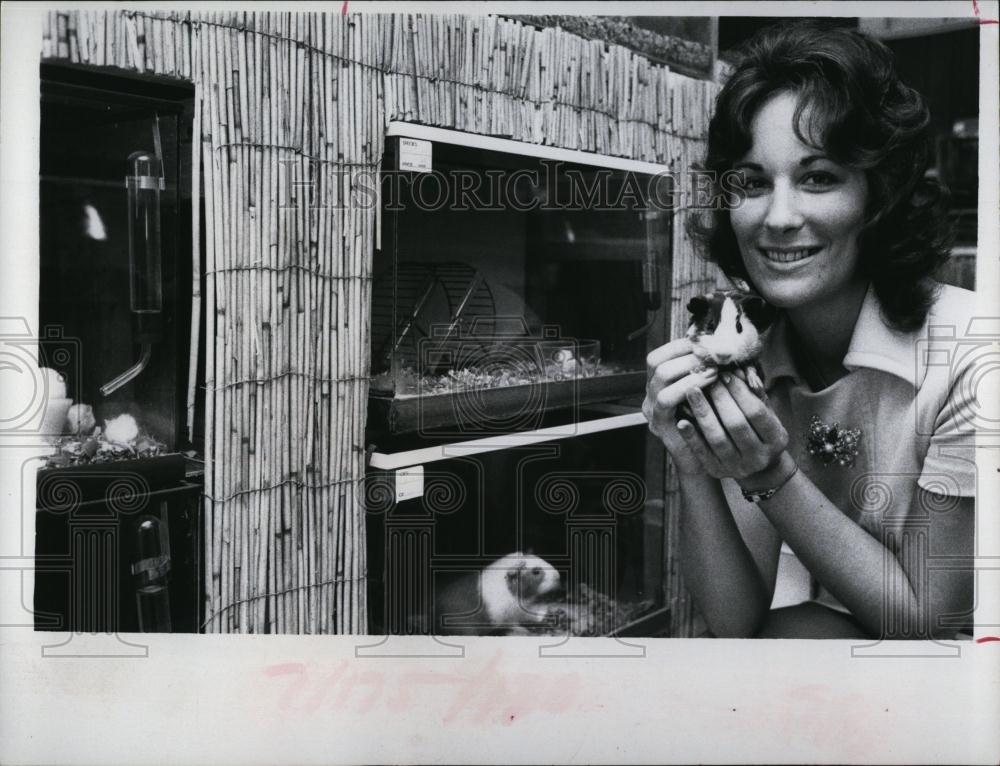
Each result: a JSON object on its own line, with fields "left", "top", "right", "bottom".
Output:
{"left": 431, "top": 552, "right": 562, "bottom": 636}
{"left": 684, "top": 289, "right": 777, "bottom": 395}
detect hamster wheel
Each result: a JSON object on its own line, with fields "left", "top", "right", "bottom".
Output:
{"left": 371, "top": 261, "right": 496, "bottom": 373}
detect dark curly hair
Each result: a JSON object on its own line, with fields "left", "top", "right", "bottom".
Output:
{"left": 691, "top": 20, "right": 951, "bottom": 332}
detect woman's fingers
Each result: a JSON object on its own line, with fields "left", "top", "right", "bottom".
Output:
{"left": 677, "top": 419, "right": 722, "bottom": 476}
{"left": 723, "top": 373, "right": 788, "bottom": 447}
{"left": 646, "top": 337, "right": 693, "bottom": 372}
{"left": 643, "top": 358, "right": 720, "bottom": 476}
{"left": 683, "top": 386, "right": 740, "bottom": 465}
{"left": 655, "top": 367, "right": 718, "bottom": 411}
{"left": 646, "top": 359, "right": 791, "bottom": 481}
{"left": 648, "top": 352, "right": 703, "bottom": 392}
{"left": 706, "top": 376, "right": 763, "bottom": 453}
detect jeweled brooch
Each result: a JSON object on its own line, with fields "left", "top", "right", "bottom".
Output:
{"left": 807, "top": 415, "right": 862, "bottom": 468}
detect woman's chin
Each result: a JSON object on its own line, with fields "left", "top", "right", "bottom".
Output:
{"left": 749, "top": 267, "right": 868, "bottom": 314}
{"left": 748, "top": 277, "right": 817, "bottom": 310}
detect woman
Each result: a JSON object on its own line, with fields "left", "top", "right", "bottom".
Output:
{"left": 644, "top": 22, "right": 977, "bottom": 639}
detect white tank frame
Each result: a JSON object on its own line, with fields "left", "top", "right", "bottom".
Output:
{"left": 371, "top": 123, "right": 666, "bottom": 469}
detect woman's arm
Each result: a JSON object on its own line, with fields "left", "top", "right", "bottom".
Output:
{"left": 645, "top": 340, "right": 782, "bottom": 637}
{"left": 677, "top": 471, "right": 781, "bottom": 637}
{"left": 682, "top": 375, "right": 974, "bottom": 639}
{"left": 744, "top": 455, "right": 972, "bottom": 639}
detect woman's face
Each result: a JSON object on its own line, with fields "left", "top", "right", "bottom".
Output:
{"left": 729, "top": 91, "right": 868, "bottom": 310}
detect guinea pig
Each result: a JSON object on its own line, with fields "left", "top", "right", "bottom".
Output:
{"left": 676, "top": 290, "right": 777, "bottom": 425}
{"left": 40, "top": 367, "right": 67, "bottom": 400}
{"left": 432, "top": 551, "right": 563, "bottom": 636}
{"left": 66, "top": 403, "right": 96, "bottom": 436}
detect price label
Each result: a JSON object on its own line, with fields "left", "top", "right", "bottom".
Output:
{"left": 395, "top": 465, "right": 424, "bottom": 501}
{"left": 398, "top": 137, "right": 432, "bottom": 173}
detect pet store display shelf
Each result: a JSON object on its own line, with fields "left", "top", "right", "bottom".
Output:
{"left": 368, "top": 369, "right": 646, "bottom": 440}
{"left": 368, "top": 409, "right": 647, "bottom": 470}
{"left": 386, "top": 121, "right": 671, "bottom": 175}
{"left": 35, "top": 452, "right": 189, "bottom": 510}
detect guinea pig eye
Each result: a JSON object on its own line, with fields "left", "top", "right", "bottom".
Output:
{"left": 736, "top": 319, "right": 743, "bottom": 334}
{"left": 532, "top": 568, "right": 541, "bottom": 576}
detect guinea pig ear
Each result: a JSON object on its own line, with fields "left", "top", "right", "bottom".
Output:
{"left": 739, "top": 295, "right": 778, "bottom": 331}
{"left": 686, "top": 295, "right": 710, "bottom": 320}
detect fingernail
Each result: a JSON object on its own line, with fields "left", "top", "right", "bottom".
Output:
{"left": 686, "top": 389, "right": 702, "bottom": 406}
{"left": 721, "top": 372, "right": 732, "bottom": 384}
{"left": 678, "top": 420, "right": 692, "bottom": 435}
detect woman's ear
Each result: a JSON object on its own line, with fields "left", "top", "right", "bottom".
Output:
{"left": 739, "top": 295, "right": 778, "bottom": 331}
{"left": 686, "top": 295, "right": 710, "bottom": 320}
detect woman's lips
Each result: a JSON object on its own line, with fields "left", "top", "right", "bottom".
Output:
{"left": 758, "top": 246, "right": 822, "bottom": 264}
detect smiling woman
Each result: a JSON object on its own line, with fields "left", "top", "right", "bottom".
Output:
{"left": 644, "top": 21, "right": 976, "bottom": 639}
{"left": 730, "top": 91, "right": 870, "bottom": 323}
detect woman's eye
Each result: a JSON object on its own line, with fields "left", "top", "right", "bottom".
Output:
{"left": 737, "top": 175, "right": 770, "bottom": 196}
{"left": 801, "top": 171, "right": 839, "bottom": 189}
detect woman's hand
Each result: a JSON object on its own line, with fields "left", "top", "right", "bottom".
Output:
{"left": 677, "top": 371, "right": 791, "bottom": 486}
{"left": 643, "top": 338, "right": 720, "bottom": 475}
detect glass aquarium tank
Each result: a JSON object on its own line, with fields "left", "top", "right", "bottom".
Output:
{"left": 34, "top": 64, "right": 200, "bottom": 634}
{"left": 369, "top": 126, "right": 673, "bottom": 438}
{"left": 365, "top": 125, "right": 677, "bottom": 639}
{"left": 38, "top": 63, "right": 194, "bottom": 462}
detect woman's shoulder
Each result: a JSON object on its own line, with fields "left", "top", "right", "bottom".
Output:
{"left": 916, "top": 281, "right": 982, "bottom": 396}
{"left": 925, "top": 282, "right": 978, "bottom": 330}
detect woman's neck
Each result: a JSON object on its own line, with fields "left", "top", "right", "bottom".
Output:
{"left": 786, "top": 278, "right": 869, "bottom": 388}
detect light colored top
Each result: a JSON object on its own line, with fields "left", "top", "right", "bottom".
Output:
{"left": 721, "top": 282, "right": 979, "bottom": 613}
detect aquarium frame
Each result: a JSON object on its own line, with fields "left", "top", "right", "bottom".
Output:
{"left": 385, "top": 121, "right": 672, "bottom": 176}
{"left": 370, "top": 123, "right": 669, "bottom": 464}
{"left": 368, "top": 411, "right": 647, "bottom": 470}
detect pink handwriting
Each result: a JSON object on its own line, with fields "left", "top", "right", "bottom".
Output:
{"left": 973, "top": 0, "right": 1000, "bottom": 24}
{"left": 260, "top": 649, "right": 584, "bottom": 726}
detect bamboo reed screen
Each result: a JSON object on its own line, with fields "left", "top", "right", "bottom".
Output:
{"left": 42, "top": 10, "right": 722, "bottom": 635}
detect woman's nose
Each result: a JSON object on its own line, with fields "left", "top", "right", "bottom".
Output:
{"left": 763, "top": 184, "right": 804, "bottom": 232}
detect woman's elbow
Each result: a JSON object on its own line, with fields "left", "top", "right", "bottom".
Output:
{"left": 701, "top": 606, "right": 768, "bottom": 638}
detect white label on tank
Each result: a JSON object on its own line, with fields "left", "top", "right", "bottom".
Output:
{"left": 398, "top": 137, "right": 432, "bottom": 173}
{"left": 395, "top": 465, "right": 424, "bottom": 501}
